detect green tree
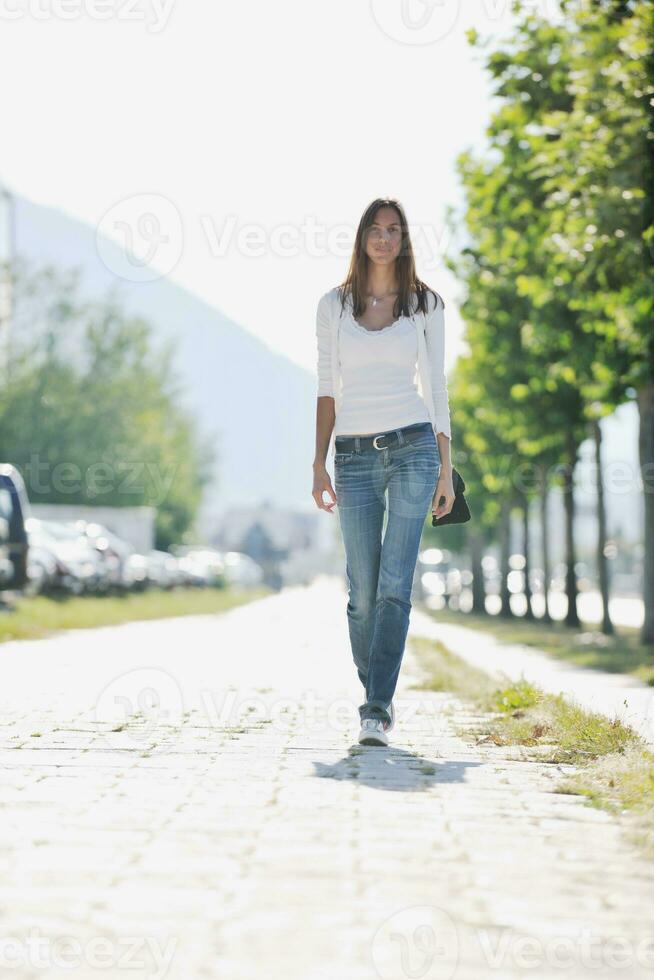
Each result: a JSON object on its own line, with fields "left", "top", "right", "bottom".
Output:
{"left": 452, "top": 2, "right": 653, "bottom": 638}
{"left": 0, "top": 259, "right": 215, "bottom": 549}
{"left": 534, "top": 0, "right": 654, "bottom": 641}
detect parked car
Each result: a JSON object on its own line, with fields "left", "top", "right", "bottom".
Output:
{"left": 121, "top": 553, "right": 147, "bottom": 591}
{"left": 25, "top": 518, "right": 105, "bottom": 595}
{"left": 174, "top": 547, "right": 226, "bottom": 587}
{"left": 416, "top": 546, "right": 454, "bottom": 602}
{"left": 219, "top": 551, "right": 264, "bottom": 588}
{"left": 0, "top": 464, "right": 30, "bottom": 592}
{"left": 146, "top": 549, "right": 182, "bottom": 589}
{"left": 25, "top": 540, "right": 59, "bottom": 596}
{"left": 179, "top": 548, "right": 224, "bottom": 586}
{"left": 71, "top": 520, "right": 135, "bottom": 592}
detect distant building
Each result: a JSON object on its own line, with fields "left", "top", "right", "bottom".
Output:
{"left": 211, "top": 502, "right": 342, "bottom": 586}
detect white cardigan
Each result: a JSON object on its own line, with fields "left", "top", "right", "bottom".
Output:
{"left": 315, "top": 286, "right": 451, "bottom": 454}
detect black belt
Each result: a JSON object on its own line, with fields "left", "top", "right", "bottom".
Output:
{"left": 334, "top": 420, "right": 432, "bottom": 453}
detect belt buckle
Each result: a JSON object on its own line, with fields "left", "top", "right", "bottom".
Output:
{"left": 372, "top": 433, "right": 387, "bottom": 450}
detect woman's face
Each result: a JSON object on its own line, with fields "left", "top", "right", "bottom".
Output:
{"left": 363, "top": 207, "right": 403, "bottom": 266}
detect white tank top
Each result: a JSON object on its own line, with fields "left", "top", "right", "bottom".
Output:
{"left": 335, "top": 309, "right": 432, "bottom": 436}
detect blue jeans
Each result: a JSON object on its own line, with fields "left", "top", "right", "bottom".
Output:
{"left": 333, "top": 421, "right": 441, "bottom": 726}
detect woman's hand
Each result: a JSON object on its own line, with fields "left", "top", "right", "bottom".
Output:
{"left": 432, "top": 468, "right": 455, "bottom": 520}
{"left": 313, "top": 463, "right": 337, "bottom": 513}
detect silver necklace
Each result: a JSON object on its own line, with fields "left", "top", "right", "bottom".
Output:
{"left": 366, "top": 289, "right": 398, "bottom": 307}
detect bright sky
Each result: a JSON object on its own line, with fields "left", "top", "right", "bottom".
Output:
{"left": 0, "top": 0, "right": 526, "bottom": 377}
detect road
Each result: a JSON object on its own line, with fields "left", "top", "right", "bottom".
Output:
{"left": 1, "top": 578, "right": 653, "bottom": 979}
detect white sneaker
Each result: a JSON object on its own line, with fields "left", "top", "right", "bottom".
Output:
{"left": 358, "top": 718, "right": 389, "bottom": 746}
{"left": 383, "top": 700, "right": 395, "bottom": 733}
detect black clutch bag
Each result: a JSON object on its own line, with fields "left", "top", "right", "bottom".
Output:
{"left": 432, "top": 467, "right": 471, "bottom": 526}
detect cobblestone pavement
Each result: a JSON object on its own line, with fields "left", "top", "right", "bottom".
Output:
{"left": 1, "top": 578, "right": 654, "bottom": 980}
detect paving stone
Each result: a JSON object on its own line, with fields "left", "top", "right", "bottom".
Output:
{"left": 0, "top": 579, "right": 653, "bottom": 978}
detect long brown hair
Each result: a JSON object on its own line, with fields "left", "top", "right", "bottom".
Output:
{"left": 337, "top": 198, "right": 444, "bottom": 320}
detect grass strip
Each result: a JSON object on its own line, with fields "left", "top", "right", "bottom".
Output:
{"left": 0, "top": 586, "right": 271, "bottom": 643}
{"left": 425, "top": 604, "right": 654, "bottom": 685}
{"left": 410, "top": 635, "right": 654, "bottom": 857}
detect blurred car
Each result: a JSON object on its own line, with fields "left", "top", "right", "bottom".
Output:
{"left": 24, "top": 519, "right": 61, "bottom": 594}
{"left": 175, "top": 548, "right": 226, "bottom": 587}
{"left": 25, "top": 541, "right": 59, "bottom": 596}
{"left": 416, "top": 546, "right": 454, "bottom": 602}
{"left": 0, "top": 464, "right": 30, "bottom": 592}
{"left": 219, "top": 551, "right": 263, "bottom": 588}
{"left": 71, "top": 520, "right": 135, "bottom": 592}
{"left": 124, "top": 553, "right": 149, "bottom": 591}
{"left": 25, "top": 518, "right": 105, "bottom": 595}
{"left": 146, "top": 549, "right": 182, "bottom": 589}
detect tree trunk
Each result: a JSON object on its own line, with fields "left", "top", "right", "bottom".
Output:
{"left": 563, "top": 437, "right": 580, "bottom": 628}
{"left": 539, "top": 464, "right": 552, "bottom": 624}
{"left": 499, "top": 495, "right": 512, "bottom": 618}
{"left": 469, "top": 529, "right": 486, "bottom": 614}
{"left": 593, "top": 418, "right": 613, "bottom": 635}
{"left": 522, "top": 490, "right": 534, "bottom": 620}
{"left": 638, "top": 380, "right": 654, "bottom": 644}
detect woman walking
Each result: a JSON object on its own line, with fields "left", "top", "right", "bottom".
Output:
{"left": 312, "top": 198, "right": 455, "bottom": 746}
